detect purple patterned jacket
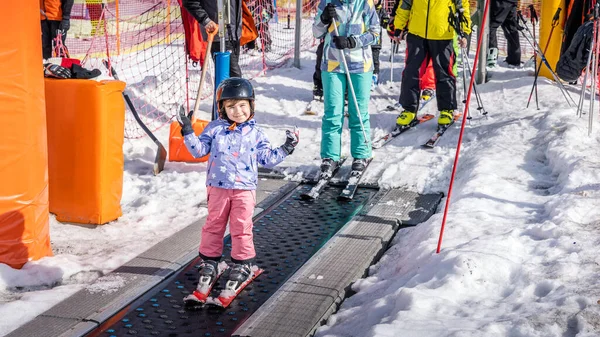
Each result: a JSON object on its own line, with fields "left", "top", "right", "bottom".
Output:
{"left": 183, "top": 118, "right": 287, "bottom": 190}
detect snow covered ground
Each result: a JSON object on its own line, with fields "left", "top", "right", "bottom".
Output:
{"left": 1, "top": 42, "right": 600, "bottom": 336}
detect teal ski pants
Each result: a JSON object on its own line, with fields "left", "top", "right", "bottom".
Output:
{"left": 321, "top": 71, "right": 372, "bottom": 161}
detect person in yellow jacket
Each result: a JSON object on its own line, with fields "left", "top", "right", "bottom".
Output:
{"left": 391, "top": 0, "right": 471, "bottom": 129}
{"left": 40, "top": 0, "right": 74, "bottom": 59}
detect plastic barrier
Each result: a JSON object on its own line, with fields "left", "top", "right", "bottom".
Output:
{"left": 169, "top": 120, "right": 210, "bottom": 162}
{"left": 0, "top": 0, "right": 53, "bottom": 269}
{"left": 539, "top": 0, "right": 565, "bottom": 80}
{"left": 45, "top": 79, "right": 126, "bottom": 224}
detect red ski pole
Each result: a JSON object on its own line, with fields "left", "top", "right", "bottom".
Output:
{"left": 436, "top": 0, "right": 491, "bottom": 254}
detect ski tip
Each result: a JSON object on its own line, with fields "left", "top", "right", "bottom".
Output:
{"left": 205, "top": 296, "right": 226, "bottom": 308}
{"left": 300, "top": 193, "right": 317, "bottom": 201}
{"left": 337, "top": 195, "right": 353, "bottom": 201}
{"left": 183, "top": 293, "right": 206, "bottom": 310}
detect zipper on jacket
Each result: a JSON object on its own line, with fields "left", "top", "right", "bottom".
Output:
{"left": 425, "top": 0, "right": 431, "bottom": 38}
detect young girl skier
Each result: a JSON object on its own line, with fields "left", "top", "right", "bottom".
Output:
{"left": 312, "top": 0, "right": 380, "bottom": 174}
{"left": 177, "top": 77, "right": 299, "bottom": 306}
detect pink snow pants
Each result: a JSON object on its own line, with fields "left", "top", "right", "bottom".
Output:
{"left": 199, "top": 186, "right": 256, "bottom": 261}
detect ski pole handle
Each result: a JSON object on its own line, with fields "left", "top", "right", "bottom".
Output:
{"left": 552, "top": 8, "right": 561, "bottom": 27}
{"left": 192, "top": 27, "right": 218, "bottom": 121}
{"left": 529, "top": 5, "right": 537, "bottom": 24}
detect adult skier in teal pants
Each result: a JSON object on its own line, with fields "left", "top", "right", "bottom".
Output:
{"left": 312, "top": 0, "right": 379, "bottom": 174}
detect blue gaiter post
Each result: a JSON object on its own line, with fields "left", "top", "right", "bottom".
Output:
{"left": 213, "top": 51, "right": 231, "bottom": 120}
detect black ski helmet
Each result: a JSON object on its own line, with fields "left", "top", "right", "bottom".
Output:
{"left": 215, "top": 77, "right": 255, "bottom": 112}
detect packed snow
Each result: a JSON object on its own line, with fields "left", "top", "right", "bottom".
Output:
{"left": 1, "top": 41, "right": 600, "bottom": 336}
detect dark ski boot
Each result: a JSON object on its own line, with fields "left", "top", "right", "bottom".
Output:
{"left": 225, "top": 263, "right": 253, "bottom": 291}
{"left": 197, "top": 260, "right": 219, "bottom": 288}
{"left": 320, "top": 158, "right": 340, "bottom": 179}
{"left": 351, "top": 158, "right": 369, "bottom": 172}
{"left": 313, "top": 85, "right": 323, "bottom": 100}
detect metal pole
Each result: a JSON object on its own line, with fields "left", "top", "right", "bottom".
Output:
{"left": 389, "top": 41, "right": 395, "bottom": 84}
{"left": 577, "top": 39, "right": 594, "bottom": 117}
{"left": 475, "top": 0, "right": 488, "bottom": 84}
{"left": 293, "top": 0, "right": 302, "bottom": 68}
{"left": 218, "top": 0, "right": 226, "bottom": 51}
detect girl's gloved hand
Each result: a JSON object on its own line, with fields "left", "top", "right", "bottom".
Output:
{"left": 281, "top": 129, "right": 299, "bottom": 155}
{"left": 177, "top": 106, "right": 194, "bottom": 136}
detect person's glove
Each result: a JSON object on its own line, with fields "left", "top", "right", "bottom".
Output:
{"left": 177, "top": 106, "right": 194, "bottom": 136}
{"left": 320, "top": 3, "right": 337, "bottom": 25}
{"left": 386, "top": 21, "right": 396, "bottom": 38}
{"left": 59, "top": 19, "right": 70, "bottom": 33}
{"left": 332, "top": 36, "right": 356, "bottom": 49}
{"left": 43, "top": 63, "right": 71, "bottom": 79}
{"left": 280, "top": 129, "right": 299, "bottom": 155}
{"left": 387, "top": 25, "right": 406, "bottom": 41}
{"left": 245, "top": 39, "right": 256, "bottom": 50}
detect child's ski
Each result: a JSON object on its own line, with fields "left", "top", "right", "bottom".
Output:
{"left": 206, "top": 267, "right": 264, "bottom": 308}
{"left": 300, "top": 158, "right": 347, "bottom": 200}
{"left": 338, "top": 158, "right": 373, "bottom": 201}
{"left": 372, "top": 114, "right": 435, "bottom": 149}
{"left": 422, "top": 114, "right": 462, "bottom": 148}
{"left": 183, "top": 261, "right": 229, "bottom": 309}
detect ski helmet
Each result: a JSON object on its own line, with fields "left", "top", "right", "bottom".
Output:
{"left": 215, "top": 77, "right": 255, "bottom": 112}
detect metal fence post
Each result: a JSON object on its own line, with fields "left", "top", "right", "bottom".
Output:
{"left": 475, "top": 0, "right": 489, "bottom": 84}
{"left": 293, "top": 0, "right": 302, "bottom": 68}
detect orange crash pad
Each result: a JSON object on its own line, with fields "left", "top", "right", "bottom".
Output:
{"left": 45, "top": 79, "right": 126, "bottom": 224}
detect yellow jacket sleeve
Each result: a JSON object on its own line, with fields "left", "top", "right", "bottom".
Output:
{"left": 461, "top": 0, "right": 472, "bottom": 35}
{"left": 393, "top": 0, "right": 411, "bottom": 31}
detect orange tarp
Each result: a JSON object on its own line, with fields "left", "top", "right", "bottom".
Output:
{"left": 169, "top": 120, "right": 210, "bottom": 162}
{"left": 0, "top": 0, "right": 53, "bottom": 268}
{"left": 45, "top": 79, "right": 126, "bottom": 224}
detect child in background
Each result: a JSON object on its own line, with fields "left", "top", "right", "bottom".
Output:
{"left": 371, "top": 0, "right": 390, "bottom": 90}
{"left": 312, "top": 0, "right": 379, "bottom": 174}
{"left": 177, "top": 77, "right": 299, "bottom": 298}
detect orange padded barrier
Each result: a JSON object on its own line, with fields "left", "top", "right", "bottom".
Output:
{"left": 0, "top": 0, "right": 53, "bottom": 268}
{"left": 169, "top": 120, "right": 210, "bottom": 162}
{"left": 45, "top": 79, "right": 126, "bottom": 224}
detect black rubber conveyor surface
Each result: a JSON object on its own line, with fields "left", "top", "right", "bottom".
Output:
{"left": 87, "top": 185, "right": 376, "bottom": 337}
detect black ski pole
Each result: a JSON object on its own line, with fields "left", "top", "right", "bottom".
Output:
{"left": 529, "top": 5, "right": 539, "bottom": 109}
{"left": 461, "top": 46, "right": 487, "bottom": 116}
{"left": 518, "top": 10, "right": 576, "bottom": 107}
{"left": 449, "top": 4, "right": 487, "bottom": 118}
{"left": 526, "top": 7, "right": 561, "bottom": 108}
